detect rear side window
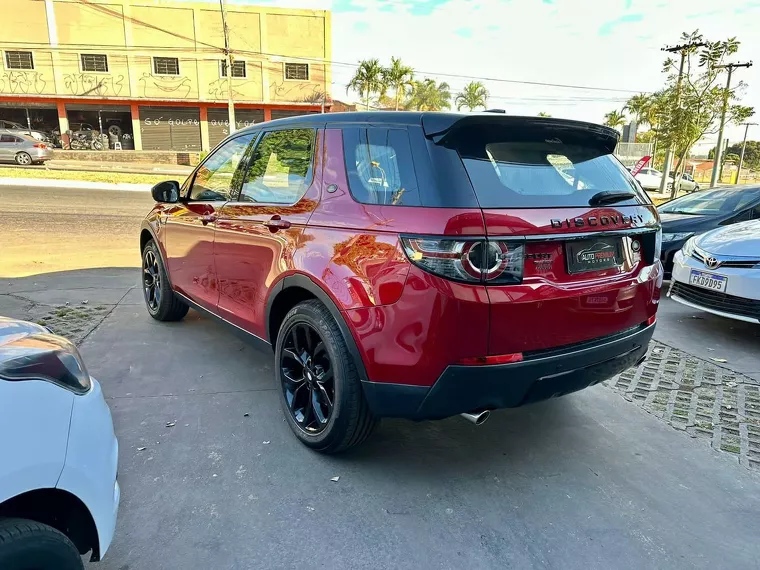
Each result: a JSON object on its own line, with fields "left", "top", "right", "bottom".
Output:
{"left": 343, "top": 127, "right": 420, "bottom": 206}
{"left": 443, "top": 124, "right": 646, "bottom": 208}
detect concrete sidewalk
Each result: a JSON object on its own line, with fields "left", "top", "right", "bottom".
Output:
{"left": 0, "top": 159, "right": 194, "bottom": 177}
{"left": 2, "top": 267, "right": 760, "bottom": 570}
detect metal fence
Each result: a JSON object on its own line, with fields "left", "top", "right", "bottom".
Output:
{"left": 614, "top": 142, "right": 653, "bottom": 167}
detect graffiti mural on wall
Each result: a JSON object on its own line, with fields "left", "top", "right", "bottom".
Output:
{"left": 0, "top": 71, "right": 47, "bottom": 94}
{"left": 63, "top": 73, "right": 124, "bottom": 97}
{"left": 207, "top": 78, "right": 260, "bottom": 100}
{"left": 139, "top": 73, "right": 192, "bottom": 99}
{"left": 271, "top": 80, "right": 322, "bottom": 102}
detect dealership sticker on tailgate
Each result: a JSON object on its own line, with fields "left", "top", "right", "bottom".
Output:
{"left": 566, "top": 238, "right": 622, "bottom": 274}
{"left": 689, "top": 269, "right": 727, "bottom": 292}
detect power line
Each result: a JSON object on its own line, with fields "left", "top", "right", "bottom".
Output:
{"left": 4, "top": 1, "right": 650, "bottom": 97}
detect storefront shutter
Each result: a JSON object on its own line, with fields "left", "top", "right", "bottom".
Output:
{"left": 207, "top": 108, "right": 264, "bottom": 149}
{"left": 139, "top": 106, "right": 201, "bottom": 151}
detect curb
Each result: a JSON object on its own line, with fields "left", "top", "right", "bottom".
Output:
{"left": 0, "top": 177, "right": 151, "bottom": 192}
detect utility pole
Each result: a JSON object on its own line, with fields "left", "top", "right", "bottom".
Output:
{"left": 737, "top": 122, "right": 757, "bottom": 182}
{"left": 219, "top": 0, "right": 236, "bottom": 135}
{"left": 659, "top": 40, "right": 708, "bottom": 194}
{"left": 710, "top": 61, "right": 753, "bottom": 188}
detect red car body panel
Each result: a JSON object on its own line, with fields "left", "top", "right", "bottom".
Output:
{"left": 141, "top": 113, "right": 662, "bottom": 419}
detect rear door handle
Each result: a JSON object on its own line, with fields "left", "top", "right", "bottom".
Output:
{"left": 200, "top": 214, "right": 217, "bottom": 225}
{"left": 263, "top": 217, "right": 291, "bottom": 231}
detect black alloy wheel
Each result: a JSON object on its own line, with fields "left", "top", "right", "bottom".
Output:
{"left": 280, "top": 322, "right": 335, "bottom": 434}
{"left": 143, "top": 249, "right": 162, "bottom": 312}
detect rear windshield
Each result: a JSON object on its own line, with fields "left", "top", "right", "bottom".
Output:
{"left": 441, "top": 124, "right": 647, "bottom": 208}
{"left": 658, "top": 188, "right": 760, "bottom": 216}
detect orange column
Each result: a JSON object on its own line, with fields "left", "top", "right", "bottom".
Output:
{"left": 56, "top": 101, "right": 69, "bottom": 141}
{"left": 199, "top": 106, "right": 210, "bottom": 151}
{"left": 263, "top": 107, "right": 272, "bottom": 122}
{"left": 130, "top": 103, "right": 142, "bottom": 151}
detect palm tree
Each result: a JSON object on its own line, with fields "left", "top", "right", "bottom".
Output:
{"left": 454, "top": 81, "right": 488, "bottom": 111}
{"left": 623, "top": 93, "right": 652, "bottom": 126}
{"left": 347, "top": 59, "right": 384, "bottom": 110}
{"left": 537, "top": 111, "right": 551, "bottom": 117}
{"left": 405, "top": 79, "right": 451, "bottom": 111}
{"left": 603, "top": 110, "right": 626, "bottom": 131}
{"left": 381, "top": 57, "right": 415, "bottom": 111}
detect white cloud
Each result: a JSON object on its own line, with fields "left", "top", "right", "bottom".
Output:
{"left": 329, "top": 0, "right": 759, "bottom": 143}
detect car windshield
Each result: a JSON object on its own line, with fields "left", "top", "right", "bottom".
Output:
{"left": 659, "top": 187, "right": 760, "bottom": 215}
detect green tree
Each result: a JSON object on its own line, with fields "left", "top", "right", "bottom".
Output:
{"left": 347, "top": 59, "right": 385, "bottom": 111}
{"left": 454, "top": 81, "right": 488, "bottom": 111}
{"left": 709, "top": 141, "right": 760, "bottom": 169}
{"left": 405, "top": 79, "right": 451, "bottom": 111}
{"left": 656, "top": 31, "right": 755, "bottom": 197}
{"left": 624, "top": 94, "right": 652, "bottom": 126}
{"left": 537, "top": 111, "right": 551, "bottom": 117}
{"left": 603, "top": 110, "right": 626, "bottom": 131}
{"left": 381, "top": 57, "right": 415, "bottom": 111}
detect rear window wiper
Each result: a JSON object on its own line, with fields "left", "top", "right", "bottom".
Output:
{"left": 588, "top": 190, "right": 637, "bottom": 206}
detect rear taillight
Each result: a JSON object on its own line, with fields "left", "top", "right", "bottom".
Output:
{"left": 33, "top": 143, "right": 46, "bottom": 149}
{"left": 401, "top": 236, "right": 524, "bottom": 284}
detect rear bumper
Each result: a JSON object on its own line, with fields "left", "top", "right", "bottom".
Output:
{"left": 33, "top": 148, "right": 53, "bottom": 161}
{"left": 362, "top": 322, "right": 655, "bottom": 420}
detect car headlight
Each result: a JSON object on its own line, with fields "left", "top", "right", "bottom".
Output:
{"left": 681, "top": 236, "right": 697, "bottom": 258}
{"left": 663, "top": 232, "right": 694, "bottom": 242}
{"left": 0, "top": 333, "right": 91, "bottom": 394}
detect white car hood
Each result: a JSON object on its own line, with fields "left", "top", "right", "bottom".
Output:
{"left": 696, "top": 220, "right": 760, "bottom": 257}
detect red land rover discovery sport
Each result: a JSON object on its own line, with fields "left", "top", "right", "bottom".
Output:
{"left": 140, "top": 112, "right": 662, "bottom": 452}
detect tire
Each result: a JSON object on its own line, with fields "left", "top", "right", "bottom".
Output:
{"left": 142, "top": 239, "right": 188, "bottom": 321}
{"left": 275, "top": 300, "right": 378, "bottom": 453}
{"left": 0, "top": 518, "right": 84, "bottom": 570}
{"left": 14, "top": 152, "right": 32, "bottom": 166}
{"left": 107, "top": 124, "right": 122, "bottom": 138}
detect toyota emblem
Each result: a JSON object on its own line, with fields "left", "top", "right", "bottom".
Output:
{"left": 705, "top": 256, "right": 720, "bottom": 269}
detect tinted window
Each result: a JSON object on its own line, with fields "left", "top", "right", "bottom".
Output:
{"left": 659, "top": 188, "right": 760, "bottom": 216}
{"left": 189, "top": 134, "right": 254, "bottom": 201}
{"left": 343, "top": 127, "right": 420, "bottom": 206}
{"left": 240, "top": 129, "right": 315, "bottom": 204}
{"left": 443, "top": 124, "right": 645, "bottom": 208}
{"left": 0, "top": 134, "right": 21, "bottom": 143}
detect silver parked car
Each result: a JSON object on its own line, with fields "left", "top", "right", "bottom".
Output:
{"left": 0, "top": 120, "right": 52, "bottom": 144}
{"left": 669, "top": 219, "right": 760, "bottom": 324}
{"left": 0, "top": 129, "right": 53, "bottom": 165}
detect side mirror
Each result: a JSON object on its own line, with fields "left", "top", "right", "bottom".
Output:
{"left": 151, "top": 180, "right": 180, "bottom": 203}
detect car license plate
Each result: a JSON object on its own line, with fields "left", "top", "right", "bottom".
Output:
{"left": 689, "top": 270, "right": 727, "bottom": 292}
{"left": 566, "top": 237, "right": 622, "bottom": 274}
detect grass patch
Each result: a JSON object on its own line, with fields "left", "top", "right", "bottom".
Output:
{"left": 0, "top": 166, "right": 169, "bottom": 185}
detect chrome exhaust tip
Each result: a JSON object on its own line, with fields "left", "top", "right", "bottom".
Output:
{"left": 460, "top": 410, "right": 491, "bottom": 426}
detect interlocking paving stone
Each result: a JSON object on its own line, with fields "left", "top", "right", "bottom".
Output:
{"left": 605, "top": 340, "right": 760, "bottom": 469}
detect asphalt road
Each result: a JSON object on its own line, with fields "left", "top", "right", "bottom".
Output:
{"left": 0, "top": 184, "right": 153, "bottom": 277}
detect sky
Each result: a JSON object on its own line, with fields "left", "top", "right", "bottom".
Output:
{"left": 237, "top": 0, "right": 760, "bottom": 151}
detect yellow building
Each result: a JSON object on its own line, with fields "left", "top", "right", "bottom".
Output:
{"left": 0, "top": 0, "right": 331, "bottom": 151}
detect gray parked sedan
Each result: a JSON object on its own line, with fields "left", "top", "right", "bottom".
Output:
{"left": 0, "top": 129, "right": 53, "bottom": 165}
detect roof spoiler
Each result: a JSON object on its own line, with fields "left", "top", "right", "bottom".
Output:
{"left": 421, "top": 114, "right": 620, "bottom": 152}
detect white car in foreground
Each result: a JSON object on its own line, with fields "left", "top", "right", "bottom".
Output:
{"left": 0, "top": 318, "right": 119, "bottom": 569}
{"left": 669, "top": 220, "right": 760, "bottom": 323}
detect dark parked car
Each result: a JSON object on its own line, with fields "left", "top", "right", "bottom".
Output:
{"left": 657, "top": 185, "right": 760, "bottom": 277}
{"left": 140, "top": 112, "right": 662, "bottom": 452}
